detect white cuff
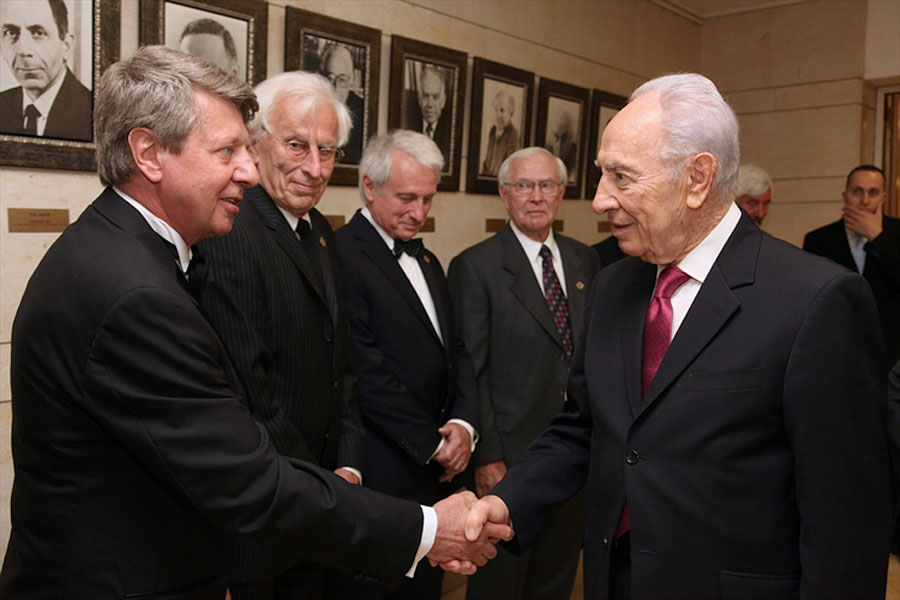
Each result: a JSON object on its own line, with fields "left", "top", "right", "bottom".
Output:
{"left": 407, "top": 505, "right": 437, "bottom": 577}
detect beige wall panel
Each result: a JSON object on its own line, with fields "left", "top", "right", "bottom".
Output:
{"left": 1, "top": 399, "right": 10, "bottom": 557}
{"left": 772, "top": 79, "right": 863, "bottom": 111}
{"left": 725, "top": 88, "right": 776, "bottom": 114}
{"left": 701, "top": 8, "right": 772, "bottom": 91}
{"left": 737, "top": 105, "right": 863, "bottom": 180}
{"left": 763, "top": 199, "right": 844, "bottom": 247}
{"left": 865, "top": 0, "right": 900, "bottom": 80}
{"left": 769, "top": 0, "right": 865, "bottom": 87}
{"left": 770, "top": 176, "right": 846, "bottom": 205}
{"left": 633, "top": 1, "right": 702, "bottom": 79}
{"left": 0, "top": 343, "right": 8, "bottom": 403}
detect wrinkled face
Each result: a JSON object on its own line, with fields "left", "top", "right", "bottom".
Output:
{"left": 500, "top": 153, "right": 563, "bottom": 243}
{"left": 842, "top": 170, "right": 885, "bottom": 213}
{"left": 364, "top": 150, "right": 437, "bottom": 241}
{"left": 418, "top": 72, "right": 446, "bottom": 125}
{"left": 494, "top": 95, "right": 512, "bottom": 129}
{"left": 252, "top": 98, "right": 338, "bottom": 218}
{"left": 180, "top": 33, "right": 237, "bottom": 77}
{"left": 592, "top": 92, "right": 695, "bottom": 265}
{"left": 736, "top": 188, "right": 771, "bottom": 225}
{"left": 324, "top": 48, "right": 353, "bottom": 103}
{"left": 156, "top": 91, "right": 258, "bottom": 245}
{"left": 0, "top": 0, "right": 71, "bottom": 99}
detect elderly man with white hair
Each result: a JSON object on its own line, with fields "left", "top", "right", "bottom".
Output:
{"left": 735, "top": 164, "right": 773, "bottom": 226}
{"left": 465, "top": 73, "right": 892, "bottom": 599}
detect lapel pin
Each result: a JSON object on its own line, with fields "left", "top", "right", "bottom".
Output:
{"left": 319, "top": 236, "right": 326, "bottom": 248}
{"left": 423, "top": 255, "right": 431, "bottom": 264}
{"left": 576, "top": 281, "right": 585, "bottom": 290}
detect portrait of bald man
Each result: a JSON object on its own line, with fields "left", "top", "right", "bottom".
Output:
{"left": 0, "top": 0, "right": 92, "bottom": 141}
{"left": 402, "top": 61, "right": 453, "bottom": 163}
{"left": 320, "top": 43, "right": 365, "bottom": 163}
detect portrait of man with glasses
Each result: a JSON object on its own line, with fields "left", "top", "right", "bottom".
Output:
{"left": 315, "top": 41, "right": 366, "bottom": 164}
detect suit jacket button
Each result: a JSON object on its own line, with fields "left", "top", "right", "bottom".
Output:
{"left": 602, "top": 537, "right": 609, "bottom": 550}
{"left": 332, "top": 381, "right": 339, "bottom": 389}
{"left": 625, "top": 451, "right": 640, "bottom": 465}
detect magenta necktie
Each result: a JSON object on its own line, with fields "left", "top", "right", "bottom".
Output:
{"left": 616, "top": 265, "right": 690, "bottom": 539}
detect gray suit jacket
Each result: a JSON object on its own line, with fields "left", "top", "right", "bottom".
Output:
{"left": 447, "top": 224, "right": 599, "bottom": 465}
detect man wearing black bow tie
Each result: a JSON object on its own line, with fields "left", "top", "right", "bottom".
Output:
{"left": 334, "top": 130, "right": 480, "bottom": 600}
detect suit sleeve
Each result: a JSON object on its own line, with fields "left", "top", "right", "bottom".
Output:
{"left": 447, "top": 253, "right": 502, "bottom": 465}
{"left": 781, "top": 271, "right": 893, "bottom": 597}
{"left": 864, "top": 226, "right": 900, "bottom": 288}
{"left": 82, "top": 285, "right": 422, "bottom": 577}
{"left": 341, "top": 252, "right": 444, "bottom": 465}
{"left": 197, "top": 231, "right": 317, "bottom": 463}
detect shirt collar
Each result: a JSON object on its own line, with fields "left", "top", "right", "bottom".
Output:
{"left": 509, "top": 220, "right": 559, "bottom": 263}
{"left": 22, "top": 67, "right": 67, "bottom": 120}
{"left": 275, "top": 204, "right": 311, "bottom": 233}
{"left": 669, "top": 202, "right": 741, "bottom": 283}
{"left": 113, "top": 186, "right": 192, "bottom": 273}
{"left": 361, "top": 205, "right": 395, "bottom": 250}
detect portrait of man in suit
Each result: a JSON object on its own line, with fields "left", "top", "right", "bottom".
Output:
{"left": 333, "top": 130, "right": 480, "bottom": 600}
{"left": 193, "top": 71, "right": 364, "bottom": 599}
{"left": 448, "top": 147, "right": 599, "bottom": 600}
{"left": 179, "top": 17, "right": 240, "bottom": 78}
{"left": 402, "top": 62, "right": 452, "bottom": 165}
{"left": 479, "top": 87, "right": 521, "bottom": 177}
{"left": 544, "top": 99, "right": 579, "bottom": 184}
{"left": 0, "top": 0, "right": 92, "bottom": 141}
{"left": 0, "top": 45, "right": 506, "bottom": 598}
{"left": 466, "top": 73, "right": 892, "bottom": 599}
{"left": 802, "top": 164, "right": 900, "bottom": 368}
{"left": 319, "top": 42, "right": 365, "bottom": 164}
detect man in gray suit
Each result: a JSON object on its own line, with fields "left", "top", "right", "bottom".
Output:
{"left": 447, "top": 147, "right": 599, "bottom": 599}
{"left": 194, "top": 71, "right": 363, "bottom": 599}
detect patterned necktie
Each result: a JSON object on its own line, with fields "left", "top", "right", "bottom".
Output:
{"left": 616, "top": 265, "right": 690, "bottom": 540}
{"left": 642, "top": 265, "right": 690, "bottom": 396}
{"left": 24, "top": 104, "right": 40, "bottom": 135}
{"left": 539, "top": 245, "right": 573, "bottom": 361}
{"left": 394, "top": 238, "right": 424, "bottom": 258}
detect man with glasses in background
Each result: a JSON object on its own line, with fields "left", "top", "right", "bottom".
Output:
{"left": 321, "top": 44, "right": 363, "bottom": 163}
{"left": 194, "top": 71, "right": 363, "bottom": 599}
{"left": 448, "top": 147, "right": 598, "bottom": 600}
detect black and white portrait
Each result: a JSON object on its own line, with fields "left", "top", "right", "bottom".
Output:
{"left": 0, "top": 0, "right": 93, "bottom": 142}
{"left": 163, "top": 1, "right": 248, "bottom": 81}
{"left": 303, "top": 35, "right": 367, "bottom": 164}
{"left": 544, "top": 96, "right": 581, "bottom": 184}
{"left": 401, "top": 59, "right": 455, "bottom": 169}
{"left": 479, "top": 79, "right": 525, "bottom": 177}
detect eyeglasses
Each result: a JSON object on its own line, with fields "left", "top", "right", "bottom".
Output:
{"left": 326, "top": 73, "right": 351, "bottom": 88}
{"left": 506, "top": 180, "right": 563, "bottom": 195}
{"left": 261, "top": 127, "right": 344, "bottom": 164}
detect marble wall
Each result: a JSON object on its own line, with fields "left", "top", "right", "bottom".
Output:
{"left": 1, "top": 0, "right": 898, "bottom": 557}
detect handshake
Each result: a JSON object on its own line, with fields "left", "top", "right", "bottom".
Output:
{"left": 424, "top": 492, "right": 513, "bottom": 575}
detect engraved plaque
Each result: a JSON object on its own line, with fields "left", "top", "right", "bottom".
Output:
{"left": 8, "top": 208, "right": 70, "bottom": 233}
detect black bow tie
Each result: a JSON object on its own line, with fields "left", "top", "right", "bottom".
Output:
{"left": 393, "top": 238, "right": 423, "bottom": 259}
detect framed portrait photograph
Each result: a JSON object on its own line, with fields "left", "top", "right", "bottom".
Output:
{"left": 536, "top": 78, "right": 589, "bottom": 199}
{"left": 0, "top": 0, "right": 119, "bottom": 171}
{"left": 465, "top": 58, "right": 533, "bottom": 195}
{"left": 285, "top": 7, "right": 380, "bottom": 185}
{"left": 389, "top": 35, "right": 467, "bottom": 192}
{"left": 585, "top": 89, "right": 628, "bottom": 197}
{"left": 140, "top": 0, "right": 267, "bottom": 85}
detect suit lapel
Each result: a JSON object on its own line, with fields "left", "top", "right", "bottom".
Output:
{"left": 250, "top": 187, "right": 328, "bottom": 307}
{"left": 349, "top": 212, "right": 442, "bottom": 345}
{"left": 829, "top": 219, "right": 858, "bottom": 272}
{"left": 419, "top": 253, "right": 450, "bottom": 348}
{"left": 309, "top": 208, "right": 340, "bottom": 325}
{"left": 623, "top": 262, "right": 656, "bottom": 417}
{"left": 558, "top": 236, "right": 591, "bottom": 334}
{"left": 500, "top": 225, "right": 565, "bottom": 352}
{"left": 635, "top": 215, "right": 759, "bottom": 421}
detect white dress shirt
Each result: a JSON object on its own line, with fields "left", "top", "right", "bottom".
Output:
{"left": 845, "top": 228, "right": 867, "bottom": 274}
{"left": 508, "top": 220, "right": 568, "bottom": 295}
{"left": 113, "top": 186, "right": 192, "bottom": 273}
{"left": 20, "top": 68, "right": 67, "bottom": 136}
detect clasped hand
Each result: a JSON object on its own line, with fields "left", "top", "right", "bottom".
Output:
{"left": 426, "top": 492, "right": 513, "bottom": 575}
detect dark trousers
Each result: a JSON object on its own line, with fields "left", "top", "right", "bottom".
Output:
{"left": 229, "top": 565, "right": 325, "bottom": 600}
{"left": 326, "top": 561, "right": 443, "bottom": 600}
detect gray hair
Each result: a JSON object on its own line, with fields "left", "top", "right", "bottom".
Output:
{"left": 498, "top": 146, "right": 567, "bottom": 187}
{"left": 736, "top": 164, "right": 773, "bottom": 198}
{"left": 248, "top": 71, "right": 353, "bottom": 147}
{"left": 358, "top": 130, "right": 444, "bottom": 203}
{"left": 95, "top": 45, "right": 257, "bottom": 186}
{"left": 630, "top": 73, "right": 740, "bottom": 201}
{"left": 494, "top": 89, "right": 515, "bottom": 114}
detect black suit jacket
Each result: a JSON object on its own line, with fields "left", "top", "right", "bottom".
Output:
{"left": 0, "top": 188, "right": 422, "bottom": 598}
{"left": 802, "top": 215, "right": 900, "bottom": 366}
{"left": 592, "top": 235, "right": 627, "bottom": 270}
{"left": 447, "top": 224, "right": 599, "bottom": 466}
{"left": 334, "top": 210, "right": 478, "bottom": 505}
{"left": 494, "top": 213, "right": 892, "bottom": 598}
{"left": 195, "top": 187, "right": 365, "bottom": 581}
{"left": 0, "top": 69, "right": 92, "bottom": 141}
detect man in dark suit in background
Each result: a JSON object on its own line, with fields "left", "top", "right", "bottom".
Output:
{"left": 802, "top": 164, "right": 900, "bottom": 368}
{"left": 0, "top": 46, "right": 507, "bottom": 598}
{"left": 321, "top": 44, "right": 364, "bottom": 164}
{"left": 466, "top": 73, "right": 892, "bottom": 599}
{"left": 195, "top": 71, "right": 364, "bottom": 599}
{"left": 403, "top": 66, "right": 451, "bottom": 162}
{"left": 334, "top": 130, "right": 479, "bottom": 599}
{"left": 448, "top": 147, "right": 598, "bottom": 600}
{"left": 179, "top": 17, "right": 240, "bottom": 78}
{"left": 0, "top": 0, "right": 91, "bottom": 141}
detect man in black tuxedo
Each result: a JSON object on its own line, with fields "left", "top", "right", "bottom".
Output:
{"left": 194, "top": 71, "right": 364, "bottom": 599}
{"left": 448, "top": 147, "right": 599, "bottom": 600}
{"left": 334, "top": 130, "right": 480, "bottom": 599}
{"left": 403, "top": 66, "right": 451, "bottom": 162}
{"left": 802, "top": 164, "right": 900, "bottom": 368}
{"left": 0, "top": 46, "right": 508, "bottom": 598}
{"left": 465, "top": 73, "right": 892, "bottom": 599}
{"left": 0, "top": 0, "right": 92, "bottom": 141}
